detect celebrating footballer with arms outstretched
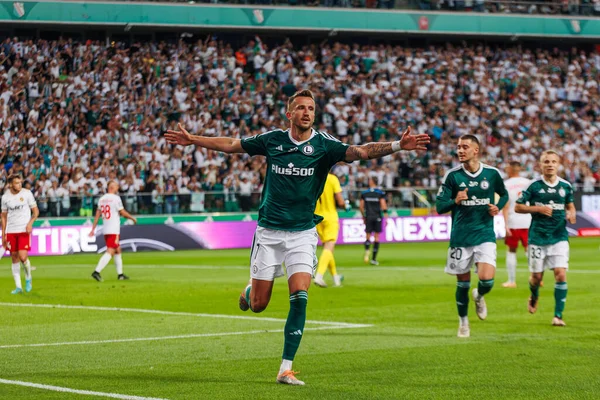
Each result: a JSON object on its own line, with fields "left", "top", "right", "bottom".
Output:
{"left": 165, "top": 89, "right": 430, "bottom": 386}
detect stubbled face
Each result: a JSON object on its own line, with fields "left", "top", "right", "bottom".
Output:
{"left": 286, "top": 97, "right": 315, "bottom": 131}
{"left": 457, "top": 139, "right": 478, "bottom": 163}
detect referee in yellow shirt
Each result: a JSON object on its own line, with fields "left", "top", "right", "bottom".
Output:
{"left": 314, "top": 172, "right": 347, "bottom": 288}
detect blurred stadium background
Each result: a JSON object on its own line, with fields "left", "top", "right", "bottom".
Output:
{"left": 1, "top": 1, "right": 600, "bottom": 399}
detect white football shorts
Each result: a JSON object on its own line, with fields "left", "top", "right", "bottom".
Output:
{"left": 528, "top": 241, "right": 569, "bottom": 273}
{"left": 249, "top": 226, "right": 318, "bottom": 281}
{"left": 445, "top": 242, "right": 497, "bottom": 275}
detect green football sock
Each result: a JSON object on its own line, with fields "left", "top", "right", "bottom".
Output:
{"left": 529, "top": 281, "right": 540, "bottom": 299}
{"left": 554, "top": 282, "right": 568, "bottom": 319}
{"left": 477, "top": 279, "right": 494, "bottom": 297}
{"left": 456, "top": 281, "right": 470, "bottom": 318}
{"left": 244, "top": 285, "right": 253, "bottom": 312}
{"left": 282, "top": 290, "right": 308, "bottom": 361}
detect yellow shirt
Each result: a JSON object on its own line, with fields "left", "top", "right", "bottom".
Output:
{"left": 315, "top": 174, "right": 342, "bottom": 221}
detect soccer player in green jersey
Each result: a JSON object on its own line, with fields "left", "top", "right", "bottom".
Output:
{"left": 515, "top": 150, "right": 576, "bottom": 327}
{"left": 435, "top": 135, "right": 509, "bottom": 338}
{"left": 165, "top": 89, "right": 430, "bottom": 385}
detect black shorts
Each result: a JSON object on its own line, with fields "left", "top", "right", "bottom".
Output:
{"left": 365, "top": 217, "right": 382, "bottom": 233}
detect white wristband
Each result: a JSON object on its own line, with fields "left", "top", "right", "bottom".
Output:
{"left": 391, "top": 141, "right": 402, "bottom": 152}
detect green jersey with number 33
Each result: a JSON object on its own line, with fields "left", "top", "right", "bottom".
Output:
{"left": 515, "top": 178, "right": 574, "bottom": 246}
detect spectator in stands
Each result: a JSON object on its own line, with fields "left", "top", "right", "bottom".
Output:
{"left": 0, "top": 36, "right": 599, "bottom": 217}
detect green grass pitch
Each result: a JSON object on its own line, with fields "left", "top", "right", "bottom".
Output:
{"left": 1, "top": 238, "right": 599, "bottom": 399}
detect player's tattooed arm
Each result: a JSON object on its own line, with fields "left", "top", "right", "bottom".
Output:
{"left": 344, "top": 127, "right": 430, "bottom": 162}
{"left": 345, "top": 143, "right": 395, "bottom": 161}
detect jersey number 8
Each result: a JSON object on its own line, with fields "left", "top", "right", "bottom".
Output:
{"left": 100, "top": 205, "right": 111, "bottom": 219}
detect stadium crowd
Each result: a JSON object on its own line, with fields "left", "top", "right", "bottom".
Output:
{"left": 0, "top": 36, "right": 599, "bottom": 215}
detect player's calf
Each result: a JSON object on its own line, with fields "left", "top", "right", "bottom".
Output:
{"left": 239, "top": 283, "right": 270, "bottom": 313}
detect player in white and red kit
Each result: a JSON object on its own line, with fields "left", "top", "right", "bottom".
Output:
{"left": 502, "top": 162, "right": 532, "bottom": 288}
{"left": 1, "top": 175, "right": 39, "bottom": 294}
{"left": 89, "top": 181, "right": 137, "bottom": 281}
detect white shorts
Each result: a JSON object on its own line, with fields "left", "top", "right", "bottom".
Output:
{"left": 528, "top": 241, "right": 569, "bottom": 273}
{"left": 250, "top": 226, "right": 318, "bottom": 281}
{"left": 445, "top": 242, "right": 497, "bottom": 275}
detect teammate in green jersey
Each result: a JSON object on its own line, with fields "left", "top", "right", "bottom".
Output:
{"left": 165, "top": 89, "right": 430, "bottom": 385}
{"left": 436, "top": 134, "right": 509, "bottom": 338}
{"left": 515, "top": 150, "right": 576, "bottom": 327}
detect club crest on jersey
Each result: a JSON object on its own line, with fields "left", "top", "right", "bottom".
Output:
{"left": 559, "top": 188, "right": 566, "bottom": 197}
{"left": 481, "top": 181, "right": 489, "bottom": 190}
{"left": 19, "top": 197, "right": 23, "bottom": 202}
{"left": 302, "top": 145, "right": 314, "bottom": 155}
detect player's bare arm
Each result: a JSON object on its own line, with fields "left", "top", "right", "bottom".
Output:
{"left": 380, "top": 198, "right": 388, "bottom": 217}
{"left": 359, "top": 199, "right": 366, "bottom": 223}
{"left": 344, "top": 127, "right": 430, "bottom": 162}
{"left": 334, "top": 192, "right": 345, "bottom": 208}
{"left": 26, "top": 206, "right": 39, "bottom": 234}
{"left": 515, "top": 203, "right": 552, "bottom": 217}
{"left": 502, "top": 203, "right": 512, "bottom": 237}
{"left": 165, "top": 123, "right": 246, "bottom": 154}
{"left": 566, "top": 203, "right": 576, "bottom": 224}
{"left": 120, "top": 209, "right": 138, "bottom": 225}
{"left": 1, "top": 211, "right": 7, "bottom": 248}
{"left": 89, "top": 208, "right": 102, "bottom": 237}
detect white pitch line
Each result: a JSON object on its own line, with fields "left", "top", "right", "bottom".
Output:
{"left": 0, "top": 302, "right": 372, "bottom": 328}
{"left": 37, "top": 264, "right": 600, "bottom": 273}
{"left": 0, "top": 378, "right": 167, "bottom": 400}
{"left": 0, "top": 325, "right": 364, "bottom": 350}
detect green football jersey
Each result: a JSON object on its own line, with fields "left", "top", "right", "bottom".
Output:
{"left": 515, "top": 178, "right": 574, "bottom": 246}
{"left": 241, "top": 129, "right": 349, "bottom": 231}
{"left": 436, "top": 163, "right": 508, "bottom": 248}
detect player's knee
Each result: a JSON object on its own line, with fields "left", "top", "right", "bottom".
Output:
{"left": 555, "top": 271, "right": 567, "bottom": 283}
{"left": 250, "top": 294, "right": 269, "bottom": 313}
{"left": 19, "top": 255, "right": 27, "bottom": 263}
{"left": 530, "top": 274, "right": 542, "bottom": 285}
{"left": 250, "top": 302, "right": 267, "bottom": 313}
{"left": 508, "top": 247, "right": 517, "bottom": 253}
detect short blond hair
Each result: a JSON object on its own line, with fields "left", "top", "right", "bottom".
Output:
{"left": 540, "top": 150, "right": 561, "bottom": 162}
{"left": 287, "top": 89, "right": 315, "bottom": 111}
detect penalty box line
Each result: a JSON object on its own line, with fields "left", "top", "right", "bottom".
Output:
{"left": 0, "top": 302, "right": 372, "bottom": 328}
